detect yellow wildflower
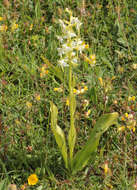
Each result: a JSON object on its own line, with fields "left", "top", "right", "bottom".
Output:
{"left": 11, "top": 23, "right": 18, "bottom": 31}
{"left": 84, "top": 109, "right": 91, "bottom": 118}
{"left": 89, "top": 54, "right": 96, "bottom": 64}
{"left": 0, "top": 17, "right": 3, "bottom": 21}
{"left": 85, "top": 44, "right": 89, "bottom": 49}
{"left": 0, "top": 24, "right": 7, "bottom": 31}
{"left": 121, "top": 116, "right": 125, "bottom": 121}
{"left": 104, "top": 162, "right": 109, "bottom": 174}
{"left": 73, "top": 88, "right": 77, "bottom": 94}
{"left": 20, "top": 184, "right": 27, "bottom": 190}
{"left": 44, "top": 70, "right": 49, "bottom": 74}
{"left": 40, "top": 65, "right": 49, "bottom": 77}
{"left": 84, "top": 54, "right": 96, "bottom": 65}
{"left": 128, "top": 96, "right": 135, "bottom": 101}
{"left": 84, "top": 56, "right": 90, "bottom": 62}
{"left": 102, "top": 162, "right": 112, "bottom": 176}
{"left": 53, "top": 87, "right": 63, "bottom": 92}
{"left": 84, "top": 86, "right": 88, "bottom": 91}
{"left": 26, "top": 101, "right": 32, "bottom": 109}
{"left": 29, "top": 24, "right": 33, "bottom": 31}
{"left": 98, "top": 77, "right": 103, "bottom": 86}
{"left": 28, "top": 174, "right": 38, "bottom": 186}
{"left": 40, "top": 70, "right": 48, "bottom": 77}
{"left": 106, "top": 184, "right": 113, "bottom": 189}
{"left": 66, "top": 98, "right": 69, "bottom": 106}
{"left": 40, "top": 72, "right": 44, "bottom": 78}
{"left": 127, "top": 125, "right": 135, "bottom": 132}
{"left": 35, "top": 94, "right": 40, "bottom": 101}
{"left": 118, "top": 126, "right": 125, "bottom": 132}
{"left": 124, "top": 113, "right": 128, "bottom": 118}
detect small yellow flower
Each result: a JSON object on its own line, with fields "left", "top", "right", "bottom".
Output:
{"left": 84, "top": 86, "right": 88, "bottom": 91}
{"left": 40, "top": 69, "right": 48, "bottom": 78}
{"left": 104, "top": 162, "right": 109, "bottom": 174}
{"left": 127, "top": 125, "right": 135, "bottom": 132}
{"left": 121, "top": 116, "right": 125, "bottom": 121}
{"left": 41, "top": 66, "right": 46, "bottom": 73}
{"left": 118, "top": 126, "right": 125, "bottom": 132}
{"left": 102, "top": 162, "right": 112, "bottom": 176}
{"left": 40, "top": 72, "right": 44, "bottom": 78}
{"left": 124, "top": 113, "right": 128, "bottom": 118}
{"left": 66, "top": 98, "right": 69, "bottom": 106}
{"left": 40, "top": 65, "right": 49, "bottom": 77}
{"left": 11, "top": 23, "right": 18, "bottom": 31}
{"left": 85, "top": 44, "right": 89, "bottom": 49}
{"left": 84, "top": 109, "right": 91, "bottom": 118}
{"left": 0, "top": 17, "right": 3, "bottom": 21}
{"left": 0, "top": 24, "right": 7, "bottom": 31}
{"left": 53, "top": 87, "right": 63, "bottom": 92}
{"left": 26, "top": 101, "right": 32, "bottom": 109}
{"left": 20, "top": 184, "right": 27, "bottom": 190}
{"left": 98, "top": 77, "right": 103, "bottom": 86}
{"left": 73, "top": 88, "right": 77, "bottom": 94}
{"left": 35, "top": 94, "right": 40, "bottom": 101}
{"left": 28, "top": 174, "right": 38, "bottom": 186}
{"left": 84, "top": 54, "right": 96, "bottom": 65}
{"left": 106, "top": 183, "right": 113, "bottom": 189}
{"left": 89, "top": 54, "right": 96, "bottom": 64}
{"left": 29, "top": 24, "right": 33, "bottom": 31}
{"left": 128, "top": 96, "right": 135, "bottom": 101}
{"left": 44, "top": 70, "right": 49, "bottom": 74}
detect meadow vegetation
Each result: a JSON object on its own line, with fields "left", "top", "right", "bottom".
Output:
{"left": 0, "top": 0, "right": 136, "bottom": 189}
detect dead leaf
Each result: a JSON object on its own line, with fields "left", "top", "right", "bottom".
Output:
{"left": 3, "top": 0, "right": 10, "bottom": 8}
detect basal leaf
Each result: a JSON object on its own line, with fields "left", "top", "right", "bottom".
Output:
{"left": 72, "top": 112, "right": 118, "bottom": 174}
{"left": 50, "top": 102, "right": 68, "bottom": 169}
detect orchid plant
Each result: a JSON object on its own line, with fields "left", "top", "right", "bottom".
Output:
{"left": 50, "top": 8, "right": 118, "bottom": 175}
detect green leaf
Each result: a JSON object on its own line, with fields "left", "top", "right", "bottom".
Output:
{"left": 0, "top": 178, "right": 8, "bottom": 190}
{"left": 50, "top": 102, "right": 68, "bottom": 169}
{"left": 72, "top": 112, "right": 119, "bottom": 174}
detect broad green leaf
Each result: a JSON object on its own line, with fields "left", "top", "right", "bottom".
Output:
{"left": 72, "top": 112, "right": 118, "bottom": 174}
{"left": 68, "top": 92, "right": 76, "bottom": 166}
{"left": 50, "top": 102, "right": 68, "bottom": 169}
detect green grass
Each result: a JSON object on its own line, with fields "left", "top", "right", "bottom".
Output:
{"left": 0, "top": 0, "right": 136, "bottom": 189}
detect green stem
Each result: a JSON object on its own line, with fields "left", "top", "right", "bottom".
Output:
{"left": 69, "top": 63, "right": 75, "bottom": 165}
